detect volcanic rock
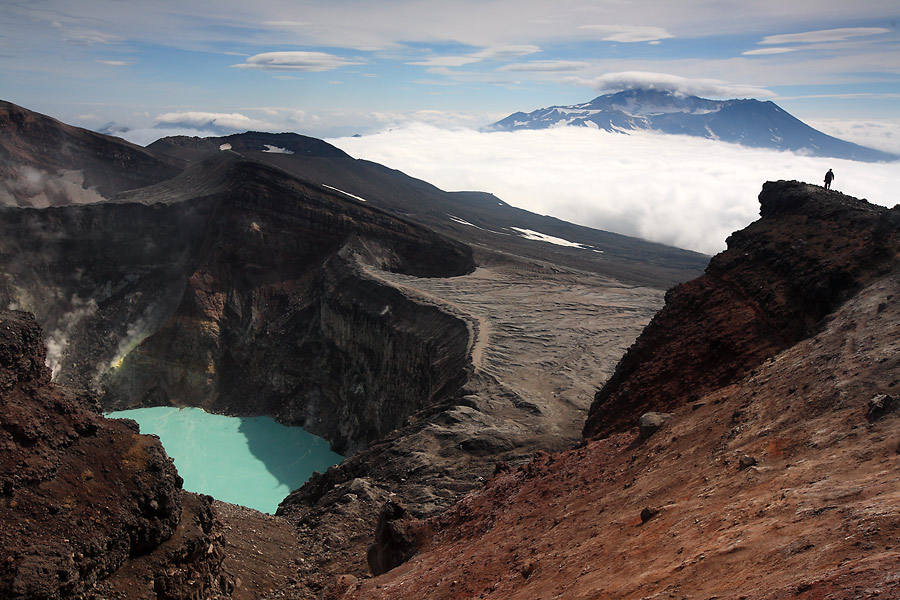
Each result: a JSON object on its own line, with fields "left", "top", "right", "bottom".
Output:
{"left": 865, "top": 394, "right": 899, "bottom": 421}
{"left": 639, "top": 506, "right": 660, "bottom": 523}
{"left": 738, "top": 454, "right": 758, "bottom": 470}
{"left": 0, "top": 310, "right": 183, "bottom": 597}
{"left": 584, "top": 181, "right": 900, "bottom": 439}
{"left": 366, "top": 499, "right": 420, "bottom": 576}
{"left": 638, "top": 411, "right": 670, "bottom": 438}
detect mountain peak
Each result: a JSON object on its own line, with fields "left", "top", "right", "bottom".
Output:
{"left": 489, "top": 90, "right": 897, "bottom": 162}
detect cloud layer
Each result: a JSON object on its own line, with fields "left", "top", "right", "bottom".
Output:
{"left": 329, "top": 126, "right": 899, "bottom": 255}
{"left": 154, "top": 111, "right": 278, "bottom": 132}
{"left": 569, "top": 71, "right": 776, "bottom": 99}
{"left": 232, "top": 51, "right": 363, "bottom": 71}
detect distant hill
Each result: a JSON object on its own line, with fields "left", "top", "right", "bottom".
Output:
{"left": 488, "top": 89, "right": 898, "bottom": 163}
{"left": 0, "top": 100, "right": 180, "bottom": 207}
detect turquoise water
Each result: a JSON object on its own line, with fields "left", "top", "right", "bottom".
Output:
{"left": 106, "top": 406, "right": 342, "bottom": 514}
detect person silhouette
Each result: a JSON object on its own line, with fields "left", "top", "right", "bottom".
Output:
{"left": 824, "top": 168, "right": 834, "bottom": 189}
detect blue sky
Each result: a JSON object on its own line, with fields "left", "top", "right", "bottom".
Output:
{"left": 2, "top": 0, "right": 898, "bottom": 138}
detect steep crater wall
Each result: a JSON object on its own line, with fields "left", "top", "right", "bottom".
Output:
{"left": 0, "top": 199, "right": 214, "bottom": 387}
{"left": 0, "top": 156, "right": 476, "bottom": 455}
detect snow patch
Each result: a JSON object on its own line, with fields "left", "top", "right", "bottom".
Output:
{"left": 510, "top": 227, "right": 594, "bottom": 250}
{"left": 219, "top": 143, "right": 232, "bottom": 151}
{"left": 449, "top": 215, "right": 481, "bottom": 228}
{"left": 322, "top": 184, "right": 366, "bottom": 202}
{"left": 262, "top": 145, "right": 294, "bottom": 154}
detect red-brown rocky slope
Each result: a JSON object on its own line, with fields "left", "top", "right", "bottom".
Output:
{"left": 584, "top": 180, "right": 900, "bottom": 438}
{"left": 0, "top": 310, "right": 185, "bottom": 597}
{"left": 0, "top": 310, "right": 239, "bottom": 599}
{"left": 338, "top": 181, "right": 900, "bottom": 600}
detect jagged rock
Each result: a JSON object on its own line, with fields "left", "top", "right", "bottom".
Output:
{"left": 367, "top": 500, "right": 419, "bottom": 576}
{"left": 640, "top": 507, "right": 660, "bottom": 523}
{"left": 322, "top": 574, "right": 359, "bottom": 600}
{"left": 866, "top": 394, "right": 899, "bottom": 421}
{"left": 521, "top": 559, "right": 537, "bottom": 579}
{"left": 638, "top": 412, "right": 671, "bottom": 439}
{"left": 738, "top": 455, "right": 758, "bottom": 470}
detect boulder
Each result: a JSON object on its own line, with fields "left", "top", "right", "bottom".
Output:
{"left": 639, "top": 412, "right": 671, "bottom": 439}
{"left": 866, "top": 394, "right": 898, "bottom": 422}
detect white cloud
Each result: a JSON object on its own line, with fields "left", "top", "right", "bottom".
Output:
{"left": 408, "top": 44, "right": 540, "bottom": 69}
{"left": 263, "top": 20, "right": 311, "bottom": 28}
{"left": 471, "top": 45, "right": 541, "bottom": 60}
{"left": 408, "top": 56, "right": 483, "bottom": 67}
{"left": 806, "top": 118, "right": 900, "bottom": 156}
{"left": 760, "top": 27, "right": 890, "bottom": 45}
{"left": 328, "top": 125, "right": 899, "bottom": 256}
{"left": 154, "top": 111, "right": 278, "bottom": 132}
{"left": 579, "top": 25, "right": 674, "bottom": 43}
{"left": 51, "top": 20, "right": 121, "bottom": 46}
{"left": 96, "top": 59, "right": 134, "bottom": 66}
{"left": 232, "top": 51, "right": 363, "bottom": 72}
{"left": 569, "top": 71, "right": 776, "bottom": 99}
{"left": 742, "top": 47, "right": 796, "bottom": 56}
{"left": 499, "top": 60, "right": 590, "bottom": 72}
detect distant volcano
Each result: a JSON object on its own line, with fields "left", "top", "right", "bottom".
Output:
{"left": 488, "top": 89, "right": 898, "bottom": 163}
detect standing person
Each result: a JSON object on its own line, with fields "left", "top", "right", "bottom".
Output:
{"left": 824, "top": 168, "right": 834, "bottom": 189}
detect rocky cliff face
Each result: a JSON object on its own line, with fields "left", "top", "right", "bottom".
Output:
{"left": 339, "top": 182, "right": 900, "bottom": 600}
{"left": 0, "top": 151, "right": 475, "bottom": 455}
{"left": 584, "top": 180, "right": 900, "bottom": 438}
{"left": 0, "top": 310, "right": 183, "bottom": 597}
{"left": 0, "top": 310, "right": 240, "bottom": 599}
{"left": 0, "top": 198, "right": 213, "bottom": 388}
{"left": 100, "top": 156, "right": 474, "bottom": 453}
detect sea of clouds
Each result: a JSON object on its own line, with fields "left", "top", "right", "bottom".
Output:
{"left": 328, "top": 125, "right": 900, "bottom": 255}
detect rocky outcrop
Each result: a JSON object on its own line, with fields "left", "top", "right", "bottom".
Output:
{"left": 0, "top": 101, "right": 180, "bottom": 207}
{"left": 584, "top": 181, "right": 900, "bottom": 438}
{"left": 366, "top": 500, "right": 420, "bottom": 576}
{"left": 0, "top": 310, "right": 183, "bottom": 598}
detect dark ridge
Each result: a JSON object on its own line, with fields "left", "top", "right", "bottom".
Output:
{"left": 0, "top": 100, "right": 181, "bottom": 205}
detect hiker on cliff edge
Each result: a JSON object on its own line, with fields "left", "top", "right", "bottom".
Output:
{"left": 824, "top": 168, "right": 834, "bottom": 190}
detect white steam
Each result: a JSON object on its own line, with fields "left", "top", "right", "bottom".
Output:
{"left": 329, "top": 125, "right": 900, "bottom": 255}
{"left": 45, "top": 296, "right": 98, "bottom": 378}
{"left": 108, "top": 316, "right": 152, "bottom": 371}
{"left": 0, "top": 166, "right": 106, "bottom": 208}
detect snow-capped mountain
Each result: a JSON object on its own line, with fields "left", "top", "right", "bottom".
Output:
{"left": 488, "top": 89, "right": 897, "bottom": 163}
